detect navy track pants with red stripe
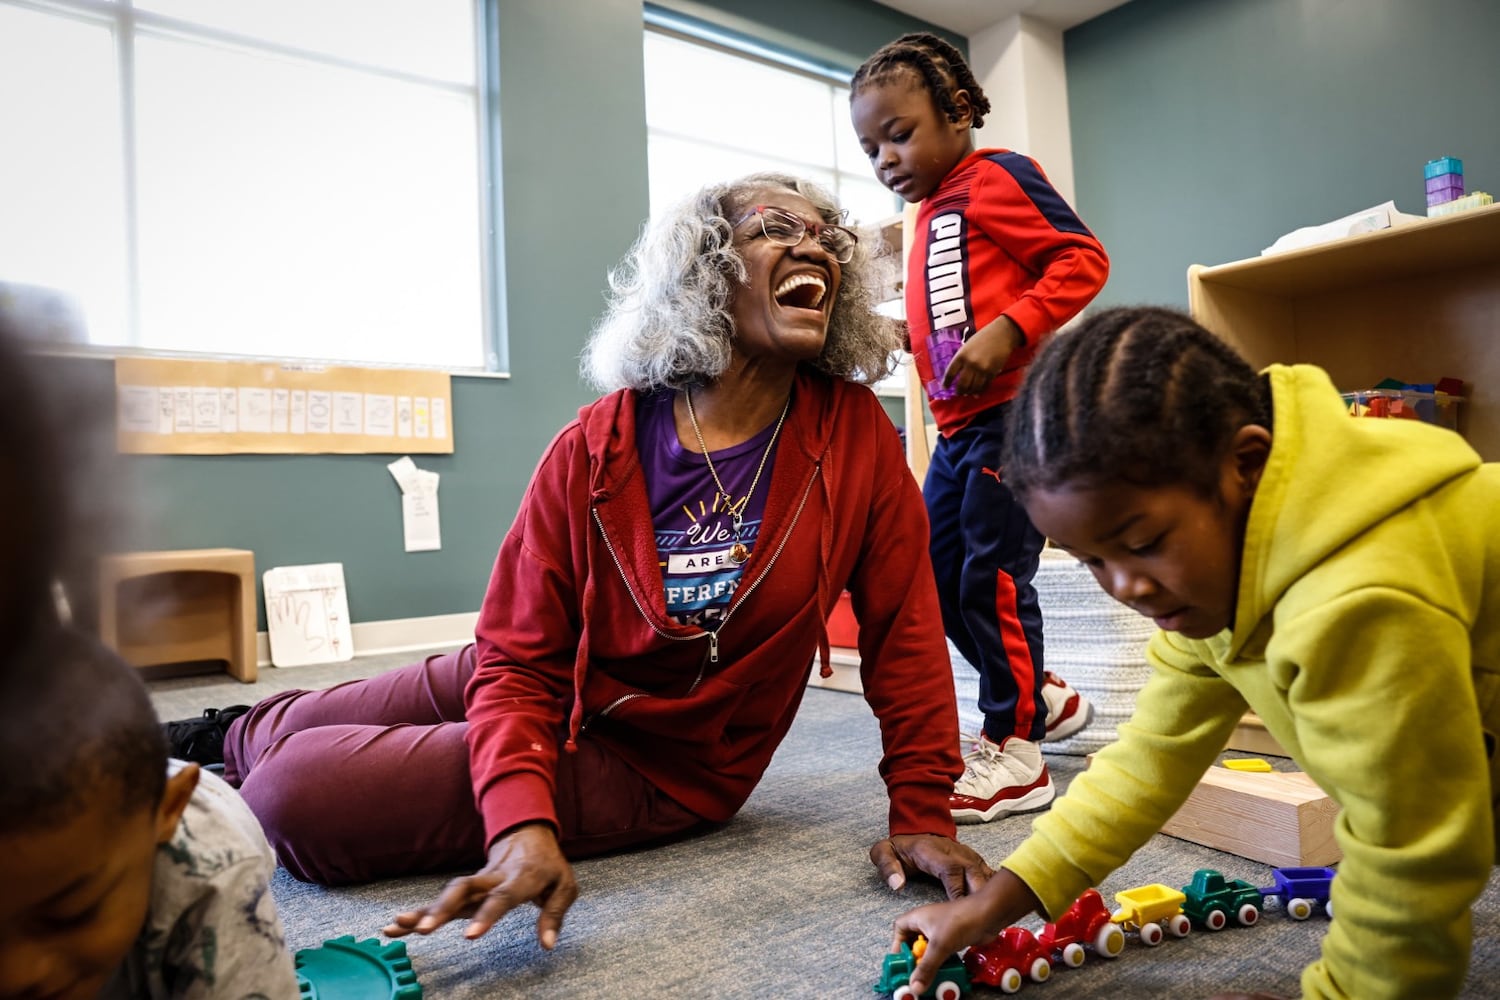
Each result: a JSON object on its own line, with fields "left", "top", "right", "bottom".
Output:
{"left": 924, "top": 401, "right": 1048, "bottom": 743}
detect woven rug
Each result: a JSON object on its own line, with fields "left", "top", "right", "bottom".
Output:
{"left": 953, "top": 545, "right": 1154, "bottom": 755}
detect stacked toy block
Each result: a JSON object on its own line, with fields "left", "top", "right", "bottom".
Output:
{"left": 1425, "top": 156, "right": 1465, "bottom": 210}
{"left": 1425, "top": 156, "right": 1493, "bottom": 217}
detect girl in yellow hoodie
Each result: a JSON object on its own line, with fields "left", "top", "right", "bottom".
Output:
{"left": 891, "top": 305, "right": 1499, "bottom": 1000}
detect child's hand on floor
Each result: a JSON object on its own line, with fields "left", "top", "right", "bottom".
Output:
{"left": 890, "top": 868, "right": 1041, "bottom": 996}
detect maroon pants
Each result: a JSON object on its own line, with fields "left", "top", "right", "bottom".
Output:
{"left": 224, "top": 644, "right": 707, "bottom": 885}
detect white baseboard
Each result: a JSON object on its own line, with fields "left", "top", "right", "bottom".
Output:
{"left": 807, "top": 648, "right": 864, "bottom": 694}
{"left": 257, "top": 611, "right": 478, "bottom": 667}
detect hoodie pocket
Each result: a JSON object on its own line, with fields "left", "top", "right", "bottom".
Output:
{"left": 585, "top": 670, "right": 752, "bottom": 741}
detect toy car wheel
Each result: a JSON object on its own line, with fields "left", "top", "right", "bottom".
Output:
{"left": 933, "top": 981, "right": 963, "bottom": 1000}
{"left": 1139, "top": 922, "right": 1164, "bottom": 947}
{"left": 1324, "top": 898, "right": 1334, "bottom": 920}
{"left": 1029, "top": 957, "right": 1051, "bottom": 983}
{"left": 998, "top": 968, "right": 1023, "bottom": 994}
{"left": 1204, "top": 908, "right": 1227, "bottom": 931}
{"left": 1237, "top": 903, "right": 1260, "bottom": 926}
{"left": 1095, "top": 922, "right": 1125, "bottom": 958}
{"left": 892, "top": 986, "right": 917, "bottom": 1000}
{"left": 1168, "top": 913, "right": 1192, "bottom": 938}
{"left": 1287, "top": 898, "right": 1313, "bottom": 920}
{"left": 1062, "top": 942, "right": 1086, "bottom": 968}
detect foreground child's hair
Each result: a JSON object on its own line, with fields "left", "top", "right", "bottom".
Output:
{"left": 849, "top": 32, "right": 993, "bottom": 128}
{"left": 1003, "top": 306, "right": 1273, "bottom": 499}
{"left": 0, "top": 627, "right": 168, "bottom": 835}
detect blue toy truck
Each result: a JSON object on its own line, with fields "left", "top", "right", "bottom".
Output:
{"left": 1258, "top": 866, "right": 1336, "bottom": 920}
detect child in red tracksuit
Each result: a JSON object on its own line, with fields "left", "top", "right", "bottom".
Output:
{"left": 851, "top": 33, "right": 1110, "bottom": 822}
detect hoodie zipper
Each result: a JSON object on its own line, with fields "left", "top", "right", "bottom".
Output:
{"left": 587, "top": 463, "right": 822, "bottom": 719}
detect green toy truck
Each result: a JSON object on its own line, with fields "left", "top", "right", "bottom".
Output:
{"left": 874, "top": 937, "right": 970, "bottom": 1000}
{"left": 1182, "top": 868, "right": 1262, "bottom": 930}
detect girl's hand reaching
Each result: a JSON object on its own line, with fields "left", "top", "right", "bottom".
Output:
{"left": 384, "top": 822, "right": 578, "bottom": 948}
{"left": 890, "top": 868, "right": 1041, "bottom": 995}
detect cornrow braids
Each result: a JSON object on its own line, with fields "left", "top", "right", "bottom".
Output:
{"left": 850, "top": 32, "right": 992, "bottom": 129}
{"left": 1003, "top": 306, "right": 1272, "bottom": 501}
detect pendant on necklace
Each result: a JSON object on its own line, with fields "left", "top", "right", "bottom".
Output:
{"left": 728, "top": 541, "right": 750, "bottom": 565}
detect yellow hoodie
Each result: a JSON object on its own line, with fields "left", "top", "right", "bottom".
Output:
{"left": 1003, "top": 364, "right": 1500, "bottom": 999}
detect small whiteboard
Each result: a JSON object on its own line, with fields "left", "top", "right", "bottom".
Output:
{"left": 263, "top": 563, "right": 355, "bottom": 667}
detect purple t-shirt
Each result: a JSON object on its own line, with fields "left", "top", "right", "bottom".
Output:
{"left": 636, "top": 390, "right": 782, "bottom": 628}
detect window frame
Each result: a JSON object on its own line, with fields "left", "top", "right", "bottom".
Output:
{"left": 2, "top": 0, "right": 507, "bottom": 375}
{"left": 641, "top": 5, "right": 897, "bottom": 229}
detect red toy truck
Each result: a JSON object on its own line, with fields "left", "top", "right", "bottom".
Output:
{"left": 963, "top": 926, "right": 1051, "bottom": 994}
{"left": 1038, "top": 888, "right": 1125, "bottom": 967}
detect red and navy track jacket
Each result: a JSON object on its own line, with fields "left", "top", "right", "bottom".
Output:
{"left": 906, "top": 148, "right": 1110, "bottom": 436}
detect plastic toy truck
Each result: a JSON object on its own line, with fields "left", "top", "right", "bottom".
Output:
{"left": 1111, "top": 884, "right": 1192, "bottom": 946}
{"left": 963, "top": 926, "right": 1051, "bottom": 993}
{"left": 1258, "top": 866, "right": 1337, "bottom": 920}
{"left": 874, "top": 936, "right": 970, "bottom": 1000}
{"left": 1181, "top": 868, "right": 1262, "bottom": 930}
{"left": 1039, "top": 888, "right": 1125, "bottom": 967}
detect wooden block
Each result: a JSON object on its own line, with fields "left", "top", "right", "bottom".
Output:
{"left": 1224, "top": 711, "right": 1289, "bottom": 757}
{"left": 1160, "top": 767, "right": 1341, "bottom": 867}
{"left": 99, "top": 548, "right": 257, "bottom": 683}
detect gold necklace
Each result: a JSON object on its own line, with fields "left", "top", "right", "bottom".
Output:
{"left": 684, "top": 388, "right": 791, "bottom": 565}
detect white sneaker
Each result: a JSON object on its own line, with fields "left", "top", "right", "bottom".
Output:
{"left": 949, "top": 733, "right": 1055, "bottom": 823}
{"left": 1041, "top": 671, "right": 1094, "bottom": 742}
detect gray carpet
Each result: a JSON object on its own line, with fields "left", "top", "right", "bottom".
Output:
{"left": 150, "top": 652, "right": 1500, "bottom": 999}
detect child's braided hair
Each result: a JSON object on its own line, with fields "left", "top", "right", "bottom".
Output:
{"left": 1003, "top": 307, "right": 1273, "bottom": 500}
{"left": 850, "top": 32, "right": 992, "bottom": 129}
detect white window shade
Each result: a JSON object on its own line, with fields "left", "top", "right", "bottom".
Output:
{"left": 0, "top": 6, "right": 129, "bottom": 346}
{"left": 133, "top": 36, "right": 483, "bottom": 368}
{"left": 644, "top": 29, "right": 898, "bottom": 228}
{"left": 0, "top": 0, "right": 491, "bottom": 370}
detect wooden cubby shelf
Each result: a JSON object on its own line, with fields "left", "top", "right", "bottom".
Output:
{"left": 1189, "top": 201, "right": 1500, "bottom": 460}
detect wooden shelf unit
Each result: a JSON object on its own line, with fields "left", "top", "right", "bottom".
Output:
{"left": 1188, "top": 202, "right": 1500, "bottom": 460}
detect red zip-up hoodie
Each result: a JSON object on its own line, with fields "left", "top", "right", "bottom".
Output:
{"left": 466, "top": 368, "right": 963, "bottom": 847}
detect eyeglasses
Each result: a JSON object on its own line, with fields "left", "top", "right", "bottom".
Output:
{"left": 739, "top": 205, "right": 859, "bottom": 264}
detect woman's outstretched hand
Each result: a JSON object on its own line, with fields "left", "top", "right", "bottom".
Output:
{"left": 384, "top": 822, "right": 578, "bottom": 947}
{"left": 869, "top": 834, "right": 993, "bottom": 898}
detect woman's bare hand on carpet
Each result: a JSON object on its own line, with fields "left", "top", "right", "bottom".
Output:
{"left": 384, "top": 822, "right": 578, "bottom": 948}
{"left": 870, "top": 833, "right": 993, "bottom": 898}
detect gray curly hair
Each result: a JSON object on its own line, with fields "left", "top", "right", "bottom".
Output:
{"left": 582, "top": 172, "right": 902, "bottom": 392}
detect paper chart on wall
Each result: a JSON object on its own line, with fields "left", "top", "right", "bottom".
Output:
{"left": 263, "top": 563, "right": 355, "bottom": 668}
{"left": 114, "top": 356, "right": 454, "bottom": 455}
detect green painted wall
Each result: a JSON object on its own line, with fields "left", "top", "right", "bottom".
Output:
{"left": 96, "top": 0, "right": 942, "bottom": 628}
{"left": 1067, "top": 0, "right": 1500, "bottom": 308}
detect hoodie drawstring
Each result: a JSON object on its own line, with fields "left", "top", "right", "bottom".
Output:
{"left": 815, "top": 462, "right": 833, "bottom": 678}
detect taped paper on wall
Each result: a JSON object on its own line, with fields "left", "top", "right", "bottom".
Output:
{"left": 388, "top": 456, "right": 441, "bottom": 552}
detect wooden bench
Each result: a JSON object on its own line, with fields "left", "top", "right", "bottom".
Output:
{"left": 98, "top": 548, "right": 257, "bottom": 682}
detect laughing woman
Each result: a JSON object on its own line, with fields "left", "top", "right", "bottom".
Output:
{"left": 196, "top": 172, "right": 991, "bottom": 949}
